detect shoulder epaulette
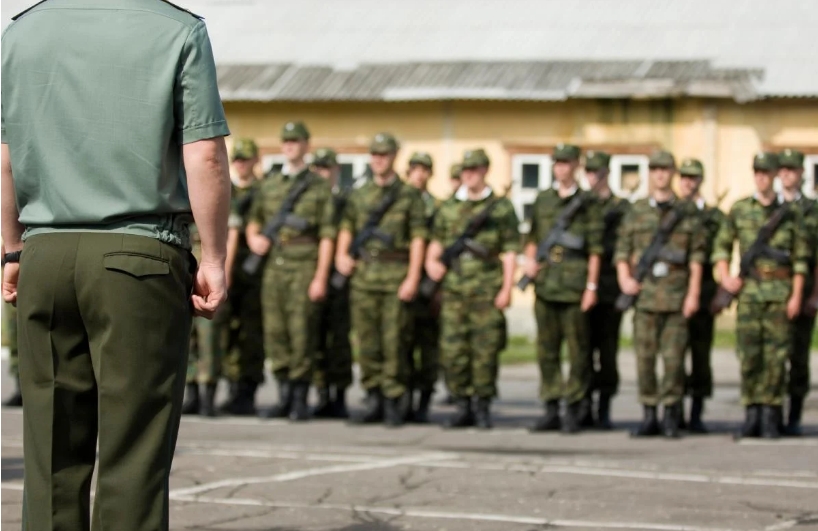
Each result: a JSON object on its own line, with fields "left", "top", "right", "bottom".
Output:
{"left": 11, "top": 0, "right": 50, "bottom": 21}
{"left": 160, "top": 0, "right": 204, "bottom": 20}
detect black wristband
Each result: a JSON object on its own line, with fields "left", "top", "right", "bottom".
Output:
{"left": 1, "top": 251, "right": 22, "bottom": 267}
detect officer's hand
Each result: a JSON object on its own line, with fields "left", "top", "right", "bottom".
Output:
{"left": 523, "top": 258, "right": 540, "bottom": 279}
{"left": 580, "top": 289, "right": 597, "bottom": 312}
{"left": 398, "top": 277, "right": 419, "bottom": 302}
{"left": 2, "top": 263, "right": 19, "bottom": 305}
{"left": 787, "top": 293, "right": 803, "bottom": 320}
{"left": 336, "top": 254, "right": 356, "bottom": 276}
{"left": 722, "top": 276, "right": 743, "bottom": 295}
{"left": 248, "top": 235, "right": 271, "bottom": 256}
{"left": 621, "top": 276, "right": 641, "bottom": 296}
{"left": 682, "top": 293, "right": 699, "bottom": 319}
{"left": 308, "top": 276, "right": 327, "bottom": 302}
{"left": 426, "top": 261, "right": 447, "bottom": 282}
{"left": 192, "top": 262, "right": 227, "bottom": 319}
{"left": 494, "top": 288, "right": 511, "bottom": 310}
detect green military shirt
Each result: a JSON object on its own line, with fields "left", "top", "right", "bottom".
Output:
{"left": 527, "top": 188, "right": 604, "bottom": 303}
{"left": 713, "top": 195, "right": 811, "bottom": 303}
{"left": 431, "top": 189, "right": 520, "bottom": 298}
{"left": 792, "top": 196, "right": 818, "bottom": 293}
{"left": 615, "top": 196, "right": 706, "bottom": 312}
{"left": 695, "top": 200, "right": 727, "bottom": 306}
{"left": 340, "top": 176, "right": 427, "bottom": 292}
{"left": 597, "top": 194, "right": 631, "bottom": 304}
{"left": 1, "top": 0, "right": 229, "bottom": 250}
{"left": 248, "top": 168, "right": 336, "bottom": 267}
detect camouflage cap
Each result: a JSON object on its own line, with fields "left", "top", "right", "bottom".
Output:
{"left": 231, "top": 138, "right": 258, "bottom": 160}
{"left": 678, "top": 158, "right": 704, "bottom": 178}
{"left": 462, "top": 148, "right": 490, "bottom": 168}
{"left": 312, "top": 147, "right": 338, "bottom": 167}
{"left": 584, "top": 150, "right": 610, "bottom": 171}
{"left": 778, "top": 148, "right": 804, "bottom": 168}
{"left": 281, "top": 121, "right": 310, "bottom": 141}
{"left": 450, "top": 163, "right": 463, "bottom": 180}
{"left": 369, "top": 132, "right": 399, "bottom": 154}
{"left": 753, "top": 151, "right": 779, "bottom": 171}
{"left": 553, "top": 143, "right": 581, "bottom": 161}
{"left": 408, "top": 151, "right": 433, "bottom": 169}
{"left": 648, "top": 150, "right": 676, "bottom": 169}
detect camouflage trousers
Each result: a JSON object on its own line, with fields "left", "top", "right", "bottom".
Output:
{"left": 4, "top": 302, "right": 18, "bottom": 377}
{"left": 685, "top": 309, "right": 714, "bottom": 398}
{"left": 788, "top": 311, "right": 815, "bottom": 399}
{"left": 736, "top": 301, "right": 790, "bottom": 406}
{"left": 262, "top": 264, "right": 321, "bottom": 383}
{"left": 350, "top": 289, "right": 413, "bottom": 399}
{"left": 221, "top": 268, "right": 266, "bottom": 384}
{"left": 535, "top": 299, "right": 589, "bottom": 404}
{"left": 586, "top": 303, "right": 622, "bottom": 396}
{"left": 313, "top": 278, "right": 353, "bottom": 390}
{"left": 186, "top": 313, "right": 227, "bottom": 385}
{"left": 404, "top": 296, "right": 440, "bottom": 394}
{"left": 440, "top": 292, "right": 506, "bottom": 399}
{"left": 633, "top": 310, "right": 687, "bottom": 406}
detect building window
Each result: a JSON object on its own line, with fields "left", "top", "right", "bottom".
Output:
{"left": 609, "top": 154, "right": 649, "bottom": 200}
{"left": 336, "top": 154, "right": 371, "bottom": 190}
{"left": 804, "top": 155, "right": 818, "bottom": 199}
{"left": 511, "top": 154, "right": 553, "bottom": 233}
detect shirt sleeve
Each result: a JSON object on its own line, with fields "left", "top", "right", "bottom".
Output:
{"left": 408, "top": 189, "right": 429, "bottom": 241}
{"left": 687, "top": 209, "right": 707, "bottom": 264}
{"left": 248, "top": 186, "right": 265, "bottom": 226}
{"left": 526, "top": 194, "right": 542, "bottom": 245}
{"left": 585, "top": 197, "right": 605, "bottom": 256}
{"left": 613, "top": 205, "right": 635, "bottom": 264}
{"left": 711, "top": 204, "right": 737, "bottom": 263}
{"left": 339, "top": 193, "right": 357, "bottom": 234}
{"left": 174, "top": 21, "right": 230, "bottom": 144}
{"left": 431, "top": 202, "right": 447, "bottom": 245}
{"left": 318, "top": 183, "right": 338, "bottom": 241}
{"left": 501, "top": 199, "right": 522, "bottom": 253}
{"left": 792, "top": 208, "right": 811, "bottom": 276}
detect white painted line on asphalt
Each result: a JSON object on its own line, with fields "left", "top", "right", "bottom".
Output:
{"left": 172, "top": 495, "right": 745, "bottom": 531}
{"left": 738, "top": 439, "right": 818, "bottom": 447}
{"left": 1, "top": 483, "right": 23, "bottom": 491}
{"left": 181, "top": 416, "right": 290, "bottom": 427}
{"left": 169, "top": 452, "right": 452, "bottom": 498}
{"left": 178, "top": 448, "right": 380, "bottom": 463}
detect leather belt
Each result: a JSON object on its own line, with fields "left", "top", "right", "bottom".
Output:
{"left": 365, "top": 249, "right": 409, "bottom": 263}
{"left": 752, "top": 266, "right": 792, "bottom": 281}
{"left": 548, "top": 246, "right": 587, "bottom": 264}
{"left": 279, "top": 235, "right": 319, "bottom": 246}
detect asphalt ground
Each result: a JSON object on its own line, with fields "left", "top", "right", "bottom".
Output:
{"left": 2, "top": 349, "right": 818, "bottom": 531}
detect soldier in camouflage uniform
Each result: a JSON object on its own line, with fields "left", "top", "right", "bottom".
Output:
{"left": 426, "top": 149, "right": 519, "bottom": 429}
{"left": 714, "top": 152, "right": 811, "bottom": 439}
{"left": 2, "top": 300, "right": 21, "bottom": 407}
{"left": 615, "top": 150, "right": 705, "bottom": 438}
{"left": 526, "top": 144, "right": 604, "bottom": 434}
{"left": 246, "top": 122, "right": 336, "bottom": 421}
{"left": 777, "top": 149, "right": 817, "bottom": 436}
{"left": 403, "top": 151, "right": 440, "bottom": 422}
{"left": 311, "top": 148, "right": 353, "bottom": 418}
{"left": 336, "top": 133, "right": 427, "bottom": 427}
{"left": 677, "top": 158, "right": 726, "bottom": 433}
{"left": 582, "top": 151, "right": 630, "bottom": 429}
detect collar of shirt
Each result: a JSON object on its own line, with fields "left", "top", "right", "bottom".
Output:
{"left": 648, "top": 193, "right": 677, "bottom": 208}
{"left": 282, "top": 163, "right": 308, "bottom": 179}
{"left": 374, "top": 173, "right": 399, "bottom": 188}
{"left": 455, "top": 185, "right": 492, "bottom": 201}
{"left": 554, "top": 183, "right": 579, "bottom": 198}
{"left": 695, "top": 197, "right": 706, "bottom": 211}
{"left": 753, "top": 192, "right": 783, "bottom": 205}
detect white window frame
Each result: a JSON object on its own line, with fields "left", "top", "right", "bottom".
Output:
{"left": 609, "top": 154, "right": 649, "bottom": 201}
{"left": 511, "top": 154, "right": 553, "bottom": 234}
{"left": 261, "top": 154, "right": 287, "bottom": 175}
{"left": 804, "top": 155, "right": 818, "bottom": 199}
{"left": 336, "top": 153, "right": 371, "bottom": 188}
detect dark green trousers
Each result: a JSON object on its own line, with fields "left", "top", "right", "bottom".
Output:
{"left": 586, "top": 302, "right": 622, "bottom": 396}
{"left": 404, "top": 296, "right": 440, "bottom": 394}
{"left": 313, "top": 276, "right": 353, "bottom": 390}
{"left": 17, "top": 232, "right": 193, "bottom": 531}
{"left": 220, "top": 266, "right": 265, "bottom": 384}
{"left": 535, "top": 299, "right": 590, "bottom": 404}
{"left": 685, "top": 308, "right": 715, "bottom": 398}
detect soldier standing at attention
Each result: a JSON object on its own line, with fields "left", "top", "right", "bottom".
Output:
{"left": 1, "top": 1, "right": 231, "bottom": 529}
{"left": 439, "top": 162, "right": 464, "bottom": 406}
{"left": 777, "top": 149, "right": 817, "bottom": 436}
{"left": 582, "top": 151, "right": 630, "bottom": 429}
{"left": 526, "top": 144, "right": 604, "bottom": 434}
{"left": 404, "top": 151, "right": 440, "bottom": 422}
{"left": 335, "top": 133, "right": 427, "bottom": 427}
{"left": 311, "top": 148, "right": 354, "bottom": 418}
{"left": 246, "top": 122, "right": 336, "bottom": 421}
{"left": 425, "top": 149, "right": 519, "bottom": 428}
{"left": 615, "top": 151, "right": 705, "bottom": 438}
{"left": 677, "top": 158, "right": 725, "bottom": 433}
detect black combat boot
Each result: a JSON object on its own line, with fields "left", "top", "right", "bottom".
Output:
{"left": 181, "top": 383, "right": 200, "bottom": 415}
{"left": 475, "top": 397, "right": 493, "bottom": 430}
{"left": 384, "top": 394, "right": 408, "bottom": 427}
{"left": 230, "top": 379, "right": 258, "bottom": 416}
{"left": 312, "top": 386, "right": 334, "bottom": 418}
{"left": 663, "top": 403, "right": 681, "bottom": 439}
{"left": 2, "top": 376, "right": 23, "bottom": 408}
{"left": 446, "top": 397, "right": 475, "bottom": 428}
{"left": 199, "top": 383, "right": 217, "bottom": 417}
{"left": 578, "top": 395, "right": 595, "bottom": 428}
{"left": 562, "top": 401, "right": 581, "bottom": 434}
{"left": 333, "top": 386, "right": 349, "bottom": 419}
{"left": 413, "top": 390, "right": 433, "bottom": 424}
{"left": 631, "top": 405, "right": 660, "bottom": 437}
{"left": 529, "top": 400, "right": 561, "bottom": 432}
{"left": 264, "top": 379, "right": 292, "bottom": 418}
{"left": 785, "top": 395, "right": 804, "bottom": 437}
{"left": 351, "top": 388, "right": 384, "bottom": 424}
{"left": 596, "top": 393, "right": 614, "bottom": 430}
{"left": 736, "top": 405, "right": 761, "bottom": 439}
{"left": 760, "top": 405, "right": 781, "bottom": 439}
{"left": 289, "top": 381, "right": 311, "bottom": 422}
{"left": 688, "top": 397, "right": 708, "bottom": 434}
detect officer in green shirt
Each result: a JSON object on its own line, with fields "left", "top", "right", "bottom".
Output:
{"left": 1, "top": 2, "right": 231, "bottom": 529}
{"left": 247, "top": 122, "right": 337, "bottom": 421}
{"left": 615, "top": 151, "right": 705, "bottom": 439}
{"left": 426, "top": 149, "right": 519, "bottom": 428}
{"left": 336, "top": 133, "right": 427, "bottom": 427}
{"left": 311, "top": 148, "right": 354, "bottom": 418}
{"left": 526, "top": 144, "right": 604, "bottom": 434}
{"left": 582, "top": 150, "right": 630, "bottom": 429}
{"left": 776, "top": 149, "right": 817, "bottom": 436}
{"left": 677, "top": 158, "right": 726, "bottom": 434}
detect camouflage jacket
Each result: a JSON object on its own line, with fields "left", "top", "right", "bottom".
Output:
{"left": 340, "top": 176, "right": 427, "bottom": 291}
{"left": 248, "top": 168, "right": 336, "bottom": 268}
{"left": 788, "top": 195, "right": 816, "bottom": 295}
{"left": 615, "top": 195, "right": 706, "bottom": 312}
{"left": 228, "top": 179, "right": 262, "bottom": 271}
{"left": 431, "top": 191, "right": 520, "bottom": 298}
{"left": 527, "top": 188, "right": 604, "bottom": 303}
{"left": 597, "top": 194, "right": 631, "bottom": 304}
{"left": 421, "top": 190, "right": 442, "bottom": 232}
{"left": 712, "top": 195, "right": 811, "bottom": 303}
{"left": 695, "top": 200, "right": 727, "bottom": 306}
